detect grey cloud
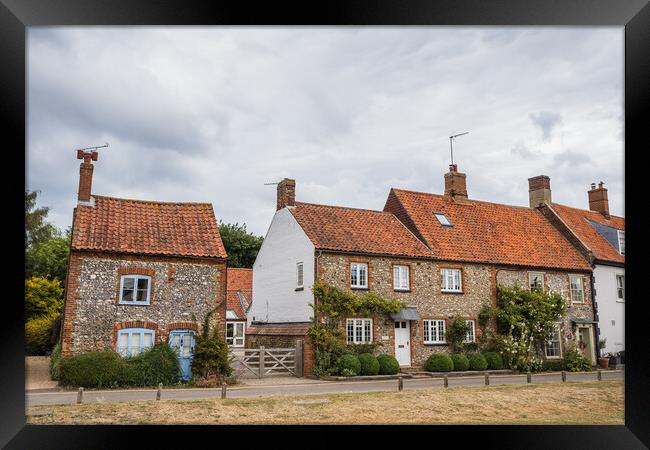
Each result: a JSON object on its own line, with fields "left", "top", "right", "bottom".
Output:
{"left": 511, "top": 141, "right": 540, "bottom": 159}
{"left": 530, "top": 111, "right": 563, "bottom": 141}
{"left": 553, "top": 150, "right": 593, "bottom": 167}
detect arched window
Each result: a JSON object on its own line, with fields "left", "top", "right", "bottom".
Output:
{"left": 116, "top": 328, "right": 155, "bottom": 356}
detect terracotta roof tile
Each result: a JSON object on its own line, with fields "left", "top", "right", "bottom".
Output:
{"left": 71, "top": 195, "right": 227, "bottom": 259}
{"left": 289, "top": 202, "right": 433, "bottom": 258}
{"left": 384, "top": 189, "right": 591, "bottom": 271}
{"left": 551, "top": 203, "right": 624, "bottom": 264}
{"left": 226, "top": 268, "right": 252, "bottom": 319}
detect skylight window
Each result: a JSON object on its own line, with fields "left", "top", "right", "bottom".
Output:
{"left": 434, "top": 213, "right": 452, "bottom": 227}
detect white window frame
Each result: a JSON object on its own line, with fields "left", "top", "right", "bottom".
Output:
{"left": 617, "top": 230, "right": 625, "bottom": 255}
{"left": 346, "top": 318, "right": 372, "bottom": 344}
{"left": 464, "top": 320, "right": 476, "bottom": 343}
{"left": 423, "top": 319, "right": 446, "bottom": 344}
{"left": 116, "top": 328, "right": 155, "bottom": 357}
{"left": 296, "top": 262, "right": 304, "bottom": 289}
{"left": 393, "top": 265, "right": 410, "bottom": 291}
{"left": 544, "top": 323, "right": 562, "bottom": 359}
{"left": 350, "top": 262, "right": 369, "bottom": 289}
{"left": 226, "top": 321, "right": 245, "bottom": 347}
{"left": 440, "top": 268, "right": 462, "bottom": 293}
{"left": 616, "top": 275, "right": 625, "bottom": 302}
{"left": 434, "top": 213, "right": 452, "bottom": 227}
{"left": 569, "top": 275, "right": 585, "bottom": 304}
{"left": 529, "top": 272, "right": 545, "bottom": 292}
{"left": 119, "top": 274, "right": 152, "bottom": 305}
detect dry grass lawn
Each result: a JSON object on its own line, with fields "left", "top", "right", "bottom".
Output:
{"left": 27, "top": 380, "right": 623, "bottom": 425}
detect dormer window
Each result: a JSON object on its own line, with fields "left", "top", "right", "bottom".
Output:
{"left": 434, "top": 213, "right": 452, "bottom": 227}
{"left": 617, "top": 230, "right": 625, "bottom": 255}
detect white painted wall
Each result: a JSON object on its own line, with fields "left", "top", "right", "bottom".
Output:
{"left": 249, "top": 208, "right": 315, "bottom": 324}
{"left": 594, "top": 264, "right": 625, "bottom": 354}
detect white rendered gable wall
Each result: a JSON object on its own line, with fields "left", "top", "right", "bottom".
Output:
{"left": 594, "top": 264, "right": 625, "bottom": 354}
{"left": 249, "top": 208, "right": 315, "bottom": 325}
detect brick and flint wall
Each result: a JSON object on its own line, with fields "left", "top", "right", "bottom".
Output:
{"left": 61, "top": 251, "right": 227, "bottom": 356}
{"left": 316, "top": 251, "right": 592, "bottom": 368}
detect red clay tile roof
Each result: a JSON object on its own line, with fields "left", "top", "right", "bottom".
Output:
{"left": 384, "top": 189, "right": 591, "bottom": 271}
{"left": 551, "top": 203, "right": 625, "bottom": 264}
{"left": 246, "top": 323, "right": 311, "bottom": 336}
{"left": 71, "top": 195, "right": 227, "bottom": 259}
{"left": 289, "top": 202, "right": 433, "bottom": 258}
{"left": 226, "top": 268, "right": 252, "bottom": 319}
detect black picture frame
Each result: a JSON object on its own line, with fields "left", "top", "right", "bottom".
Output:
{"left": 2, "top": 0, "right": 648, "bottom": 447}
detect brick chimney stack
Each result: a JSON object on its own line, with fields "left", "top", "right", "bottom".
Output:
{"left": 528, "top": 175, "right": 552, "bottom": 207}
{"left": 588, "top": 181, "right": 610, "bottom": 218}
{"left": 277, "top": 178, "right": 296, "bottom": 210}
{"left": 77, "top": 149, "right": 98, "bottom": 203}
{"left": 444, "top": 164, "right": 468, "bottom": 199}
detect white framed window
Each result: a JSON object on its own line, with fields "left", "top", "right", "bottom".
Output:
{"left": 116, "top": 328, "right": 155, "bottom": 357}
{"left": 226, "top": 322, "right": 245, "bottom": 347}
{"left": 440, "top": 268, "right": 462, "bottom": 293}
{"left": 544, "top": 324, "right": 562, "bottom": 358}
{"left": 529, "top": 272, "right": 545, "bottom": 292}
{"left": 350, "top": 262, "right": 368, "bottom": 289}
{"left": 393, "top": 265, "right": 410, "bottom": 291}
{"left": 569, "top": 275, "right": 585, "bottom": 304}
{"left": 616, "top": 275, "right": 625, "bottom": 301}
{"left": 119, "top": 274, "right": 152, "bottom": 305}
{"left": 296, "top": 262, "right": 304, "bottom": 289}
{"left": 423, "top": 319, "right": 446, "bottom": 344}
{"left": 434, "top": 213, "right": 452, "bottom": 227}
{"left": 464, "top": 320, "right": 476, "bottom": 343}
{"left": 346, "top": 318, "right": 372, "bottom": 344}
{"left": 617, "top": 230, "right": 625, "bottom": 255}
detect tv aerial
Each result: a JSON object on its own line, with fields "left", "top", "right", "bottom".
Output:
{"left": 449, "top": 132, "right": 469, "bottom": 165}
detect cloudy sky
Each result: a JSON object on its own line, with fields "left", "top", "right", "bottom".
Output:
{"left": 27, "top": 27, "right": 624, "bottom": 236}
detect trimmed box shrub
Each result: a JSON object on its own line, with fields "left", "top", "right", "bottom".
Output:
{"left": 483, "top": 352, "right": 503, "bottom": 370}
{"left": 541, "top": 359, "right": 565, "bottom": 372}
{"left": 426, "top": 353, "right": 453, "bottom": 372}
{"left": 122, "top": 343, "right": 181, "bottom": 386}
{"left": 467, "top": 353, "right": 488, "bottom": 371}
{"left": 358, "top": 353, "right": 380, "bottom": 376}
{"left": 451, "top": 354, "right": 469, "bottom": 371}
{"left": 377, "top": 354, "right": 400, "bottom": 375}
{"left": 336, "top": 353, "right": 361, "bottom": 376}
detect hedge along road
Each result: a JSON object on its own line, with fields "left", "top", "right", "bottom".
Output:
{"left": 26, "top": 370, "right": 624, "bottom": 407}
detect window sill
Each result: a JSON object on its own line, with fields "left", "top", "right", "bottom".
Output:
{"left": 118, "top": 302, "right": 151, "bottom": 306}
{"left": 295, "top": 287, "right": 304, "bottom": 291}
{"left": 394, "top": 289, "right": 411, "bottom": 293}
{"left": 544, "top": 356, "right": 562, "bottom": 360}
{"left": 348, "top": 342, "right": 374, "bottom": 345}
{"left": 423, "top": 342, "right": 448, "bottom": 346}
{"left": 616, "top": 300, "right": 625, "bottom": 303}
{"left": 441, "top": 291, "right": 463, "bottom": 295}
{"left": 351, "top": 287, "right": 369, "bottom": 291}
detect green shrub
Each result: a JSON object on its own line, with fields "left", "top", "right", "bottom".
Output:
{"left": 358, "top": 353, "right": 380, "bottom": 376}
{"left": 377, "top": 354, "right": 400, "bottom": 375}
{"left": 49, "top": 342, "right": 62, "bottom": 381}
{"left": 483, "top": 352, "right": 503, "bottom": 370}
{"left": 191, "top": 326, "right": 232, "bottom": 381}
{"left": 564, "top": 349, "right": 592, "bottom": 372}
{"left": 541, "top": 359, "right": 565, "bottom": 371}
{"left": 467, "top": 353, "right": 488, "bottom": 371}
{"left": 122, "top": 343, "right": 180, "bottom": 386}
{"left": 336, "top": 353, "right": 361, "bottom": 376}
{"left": 26, "top": 314, "right": 57, "bottom": 355}
{"left": 59, "top": 350, "right": 128, "bottom": 388}
{"left": 426, "top": 353, "right": 453, "bottom": 372}
{"left": 451, "top": 354, "right": 469, "bottom": 371}
{"left": 313, "top": 349, "right": 337, "bottom": 377}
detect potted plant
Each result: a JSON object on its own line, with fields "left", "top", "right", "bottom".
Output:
{"left": 597, "top": 339, "right": 609, "bottom": 368}
{"left": 608, "top": 351, "right": 621, "bottom": 367}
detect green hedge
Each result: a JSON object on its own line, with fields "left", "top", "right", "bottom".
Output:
{"left": 49, "top": 342, "right": 62, "bottom": 381}
{"left": 451, "top": 354, "right": 469, "bottom": 371}
{"left": 541, "top": 359, "right": 565, "bottom": 372}
{"left": 59, "top": 344, "right": 181, "bottom": 388}
{"left": 426, "top": 353, "right": 453, "bottom": 372}
{"left": 26, "top": 315, "right": 57, "bottom": 356}
{"left": 483, "top": 352, "right": 503, "bottom": 370}
{"left": 377, "top": 354, "right": 400, "bottom": 375}
{"left": 467, "top": 353, "right": 488, "bottom": 371}
{"left": 358, "top": 353, "right": 380, "bottom": 376}
{"left": 336, "top": 353, "right": 361, "bottom": 376}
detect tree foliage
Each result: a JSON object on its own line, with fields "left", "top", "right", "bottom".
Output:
{"left": 26, "top": 232, "right": 70, "bottom": 282}
{"left": 25, "top": 276, "right": 64, "bottom": 321}
{"left": 447, "top": 316, "right": 470, "bottom": 353}
{"left": 218, "top": 222, "right": 263, "bottom": 268}
{"left": 25, "top": 190, "right": 58, "bottom": 251}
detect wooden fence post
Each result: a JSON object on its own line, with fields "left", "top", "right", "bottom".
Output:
{"left": 527, "top": 371, "right": 532, "bottom": 383}
{"left": 484, "top": 373, "right": 490, "bottom": 386}
{"left": 77, "top": 387, "right": 84, "bottom": 404}
{"left": 156, "top": 383, "right": 162, "bottom": 401}
{"left": 398, "top": 375, "right": 403, "bottom": 391}
{"left": 443, "top": 374, "right": 448, "bottom": 388}
{"left": 259, "top": 346, "right": 265, "bottom": 379}
{"left": 561, "top": 371, "right": 566, "bottom": 382}
{"left": 597, "top": 369, "right": 602, "bottom": 381}
{"left": 221, "top": 382, "right": 227, "bottom": 399}
{"left": 295, "top": 339, "right": 304, "bottom": 378}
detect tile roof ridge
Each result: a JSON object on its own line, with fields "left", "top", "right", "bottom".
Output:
{"left": 92, "top": 194, "right": 213, "bottom": 207}
{"left": 552, "top": 202, "right": 625, "bottom": 221}
{"left": 228, "top": 267, "right": 253, "bottom": 271}
{"left": 391, "top": 187, "right": 535, "bottom": 211}
{"left": 294, "top": 201, "right": 394, "bottom": 215}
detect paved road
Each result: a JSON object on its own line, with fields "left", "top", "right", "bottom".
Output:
{"left": 26, "top": 370, "right": 623, "bottom": 407}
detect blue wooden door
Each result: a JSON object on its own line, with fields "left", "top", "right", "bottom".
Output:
{"left": 168, "top": 330, "right": 196, "bottom": 381}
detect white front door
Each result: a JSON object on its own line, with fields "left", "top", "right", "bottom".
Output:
{"left": 394, "top": 320, "right": 411, "bottom": 367}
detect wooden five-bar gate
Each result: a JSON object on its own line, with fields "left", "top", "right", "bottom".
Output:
{"left": 230, "top": 340, "right": 304, "bottom": 378}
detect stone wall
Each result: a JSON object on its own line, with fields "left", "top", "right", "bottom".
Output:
{"left": 61, "top": 251, "right": 226, "bottom": 355}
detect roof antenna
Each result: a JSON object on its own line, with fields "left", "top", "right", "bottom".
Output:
{"left": 263, "top": 181, "right": 280, "bottom": 186}
{"left": 79, "top": 142, "right": 109, "bottom": 152}
{"left": 449, "top": 132, "right": 469, "bottom": 166}
{"left": 76, "top": 142, "right": 109, "bottom": 161}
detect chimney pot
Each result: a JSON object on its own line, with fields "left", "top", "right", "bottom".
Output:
{"left": 528, "top": 175, "right": 552, "bottom": 207}
{"left": 444, "top": 165, "right": 468, "bottom": 199}
{"left": 276, "top": 178, "right": 296, "bottom": 210}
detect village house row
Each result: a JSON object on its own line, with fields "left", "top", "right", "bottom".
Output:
{"left": 60, "top": 150, "right": 625, "bottom": 377}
